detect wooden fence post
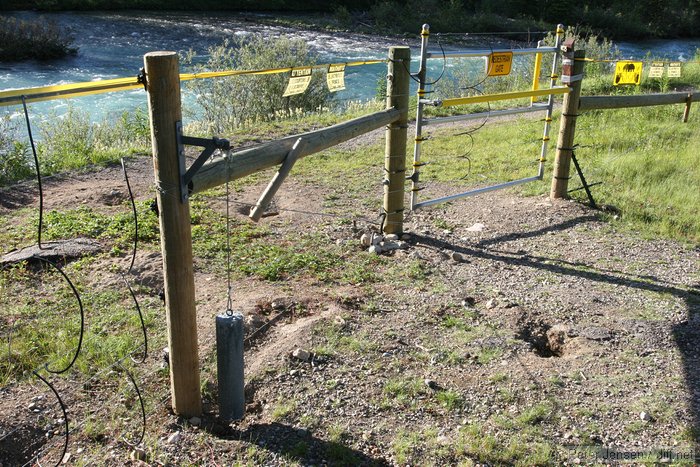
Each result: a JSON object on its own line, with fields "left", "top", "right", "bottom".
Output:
{"left": 383, "top": 46, "right": 411, "bottom": 235}
{"left": 144, "top": 51, "right": 202, "bottom": 417}
{"left": 551, "top": 47, "right": 586, "bottom": 199}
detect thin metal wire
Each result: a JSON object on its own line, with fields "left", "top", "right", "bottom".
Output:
{"left": 21, "top": 95, "right": 43, "bottom": 250}
{"left": 225, "top": 152, "right": 233, "bottom": 316}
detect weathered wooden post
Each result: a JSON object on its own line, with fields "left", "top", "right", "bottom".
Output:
{"left": 383, "top": 46, "right": 411, "bottom": 235}
{"left": 144, "top": 51, "right": 202, "bottom": 417}
{"left": 550, "top": 44, "right": 586, "bottom": 199}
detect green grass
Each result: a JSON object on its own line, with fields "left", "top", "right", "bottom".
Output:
{"left": 0, "top": 265, "right": 162, "bottom": 386}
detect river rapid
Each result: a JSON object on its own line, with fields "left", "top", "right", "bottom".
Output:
{"left": 2, "top": 11, "right": 699, "bottom": 123}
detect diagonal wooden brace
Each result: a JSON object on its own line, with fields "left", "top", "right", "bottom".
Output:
{"left": 249, "top": 137, "right": 306, "bottom": 222}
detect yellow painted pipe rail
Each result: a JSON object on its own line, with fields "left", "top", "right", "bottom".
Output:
{"left": 0, "top": 59, "right": 386, "bottom": 108}
{"left": 436, "top": 86, "right": 570, "bottom": 108}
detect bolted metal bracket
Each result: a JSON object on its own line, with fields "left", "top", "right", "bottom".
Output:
{"left": 176, "top": 121, "right": 231, "bottom": 202}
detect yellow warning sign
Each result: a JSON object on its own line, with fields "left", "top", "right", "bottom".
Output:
{"left": 486, "top": 52, "right": 513, "bottom": 77}
{"left": 648, "top": 62, "right": 665, "bottom": 78}
{"left": 613, "top": 61, "right": 643, "bottom": 86}
{"left": 668, "top": 62, "right": 682, "bottom": 78}
{"left": 283, "top": 67, "right": 312, "bottom": 97}
{"left": 327, "top": 64, "right": 346, "bottom": 92}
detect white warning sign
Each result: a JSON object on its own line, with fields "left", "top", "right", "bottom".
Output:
{"left": 668, "top": 62, "right": 682, "bottom": 78}
{"left": 648, "top": 62, "right": 665, "bottom": 78}
{"left": 283, "top": 67, "right": 312, "bottom": 97}
{"left": 327, "top": 64, "right": 346, "bottom": 92}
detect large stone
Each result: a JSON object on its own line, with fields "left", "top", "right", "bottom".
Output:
{"left": 1, "top": 238, "right": 102, "bottom": 265}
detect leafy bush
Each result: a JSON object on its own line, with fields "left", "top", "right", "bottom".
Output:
{"left": 37, "top": 106, "right": 150, "bottom": 174}
{"left": 0, "top": 114, "right": 32, "bottom": 186}
{"left": 184, "top": 35, "right": 332, "bottom": 134}
{"left": 0, "top": 16, "right": 76, "bottom": 61}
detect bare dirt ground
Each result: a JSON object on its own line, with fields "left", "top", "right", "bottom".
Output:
{"left": 1, "top": 133, "right": 699, "bottom": 465}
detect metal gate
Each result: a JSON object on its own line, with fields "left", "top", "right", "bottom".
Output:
{"left": 409, "top": 24, "right": 568, "bottom": 210}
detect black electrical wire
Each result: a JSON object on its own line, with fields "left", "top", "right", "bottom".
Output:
{"left": 118, "top": 363, "right": 146, "bottom": 448}
{"left": 121, "top": 158, "right": 138, "bottom": 274}
{"left": 21, "top": 96, "right": 44, "bottom": 250}
{"left": 121, "top": 274, "right": 148, "bottom": 364}
{"left": 33, "top": 371, "right": 68, "bottom": 467}
{"left": 32, "top": 255, "right": 84, "bottom": 375}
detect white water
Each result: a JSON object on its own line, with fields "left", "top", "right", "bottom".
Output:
{"left": 2, "top": 11, "right": 699, "bottom": 124}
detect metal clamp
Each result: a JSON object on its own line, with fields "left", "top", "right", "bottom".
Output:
{"left": 176, "top": 121, "right": 231, "bottom": 202}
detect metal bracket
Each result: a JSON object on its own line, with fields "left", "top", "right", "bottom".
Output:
{"left": 176, "top": 121, "right": 231, "bottom": 202}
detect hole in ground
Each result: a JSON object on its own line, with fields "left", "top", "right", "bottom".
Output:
{"left": 516, "top": 320, "right": 562, "bottom": 358}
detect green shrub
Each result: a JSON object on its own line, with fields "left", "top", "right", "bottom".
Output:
{"left": 0, "top": 114, "right": 32, "bottom": 186}
{"left": 0, "top": 16, "right": 76, "bottom": 61}
{"left": 183, "top": 35, "right": 332, "bottom": 134}
{"left": 37, "top": 106, "right": 150, "bottom": 175}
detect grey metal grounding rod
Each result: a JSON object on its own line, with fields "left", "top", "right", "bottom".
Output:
{"left": 409, "top": 24, "right": 566, "bottom": 211}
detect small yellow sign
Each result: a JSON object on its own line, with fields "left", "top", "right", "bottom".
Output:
{"left": 486, "top": 52, "right": 513, "bottom": 77}
{"left": 648, "top": 62, "right": 665, "bottom": 78}
{"left": 283, "top": 67, "right": 312, "bottom": 97}
{"left": 613, "top": 61, "right": 643, "bottom": 86}
{"left": 668, "top": 62, "right": 682, "bottom": 78}
{"left": 327, "top": 64, "right": 346, "bottom": 92}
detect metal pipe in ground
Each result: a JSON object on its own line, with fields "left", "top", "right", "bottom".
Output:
{"left": 216, "top": 312, "right": 245, "bottom": 421}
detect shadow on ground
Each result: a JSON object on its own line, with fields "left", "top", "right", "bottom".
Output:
{"left": 413, "top": 214, "right": 700, "bottom": 458}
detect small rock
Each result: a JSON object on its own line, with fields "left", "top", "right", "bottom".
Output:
{"left": 424, "top": 379, "right": 440, "bottom": 390}
{"left": 130, "top": 448, "right": 147, "bottom": 461}
{"left": 466, "top": 223, "right": 485, "bottom": 232}
{"left": 368, "top": 245, "right": 383, "bottom": 255}
{"left": 360, "top": 233, "right": 372, "bottom": 247}
{"left": 382, "top": 241, "right": 400, "bottom": 251}
{"left": 579, "top": 326, "right": 612, "bottom": 341}
{"left": 442, "top": 229, "right": 452, "bottom": 235}
{"left": 485, "top": 299, "right": 497, "bottom": 309}
{"left": 639, "top": 411, "right": 652, "bottom": 421}
{"left": 451, "top": 251, "right": 465, "bottom": 263}
{"left": 333, "top": 315, "right": 346, "bottom": 327}
{"left": 167, "top": 431, "right": 183, "bottom": 444}
{"left": 28, "top": 402, "right": 38, "bottom": 411}
{"left": 162, "top": 346, "right": 170, "bottom": 366}
{"left": 462, "top": 297, "right": 476, "bottom": 307}
{"left": 290, "top": 369, "right": 300, "bottom": 376}
{"left": 62, "top": 453, "right": 71, "bottom": 464}
{"left": 292, "top": 348, "right": 311, "bottom": 362}
{"left": 188, "top": 416, "right": 201, "bottom": 427}
{"left": 400, "top": 233, "right": 411, "bottom": 241}
{"left": 385, "top": 234, "right": 399, "bottom": 241}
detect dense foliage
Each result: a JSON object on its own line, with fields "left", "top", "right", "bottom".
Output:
{"left": 0, "top": 15, "right": 76, "bottom": 61}
{"left": 2, "top": 0, "right": 700, "bottom": 38}
{"left": 184, "top": 36, "right": 331, "bottom": 133}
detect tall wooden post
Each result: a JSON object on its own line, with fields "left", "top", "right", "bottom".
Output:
{"left": 551, "top": 47, "right": 586, "bottom": 199}
{"left": 144, "top": 51, "right": 202, "bottom": 417}
{"left": 383, "top": 46, "right": 411, "bottom": 235}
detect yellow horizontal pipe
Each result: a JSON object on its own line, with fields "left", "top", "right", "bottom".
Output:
{"left": 440, "top": 86, "right": 570, "bottom": 108}
{"left": 0, "top": 59, "right": 387, "bottom": 107}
